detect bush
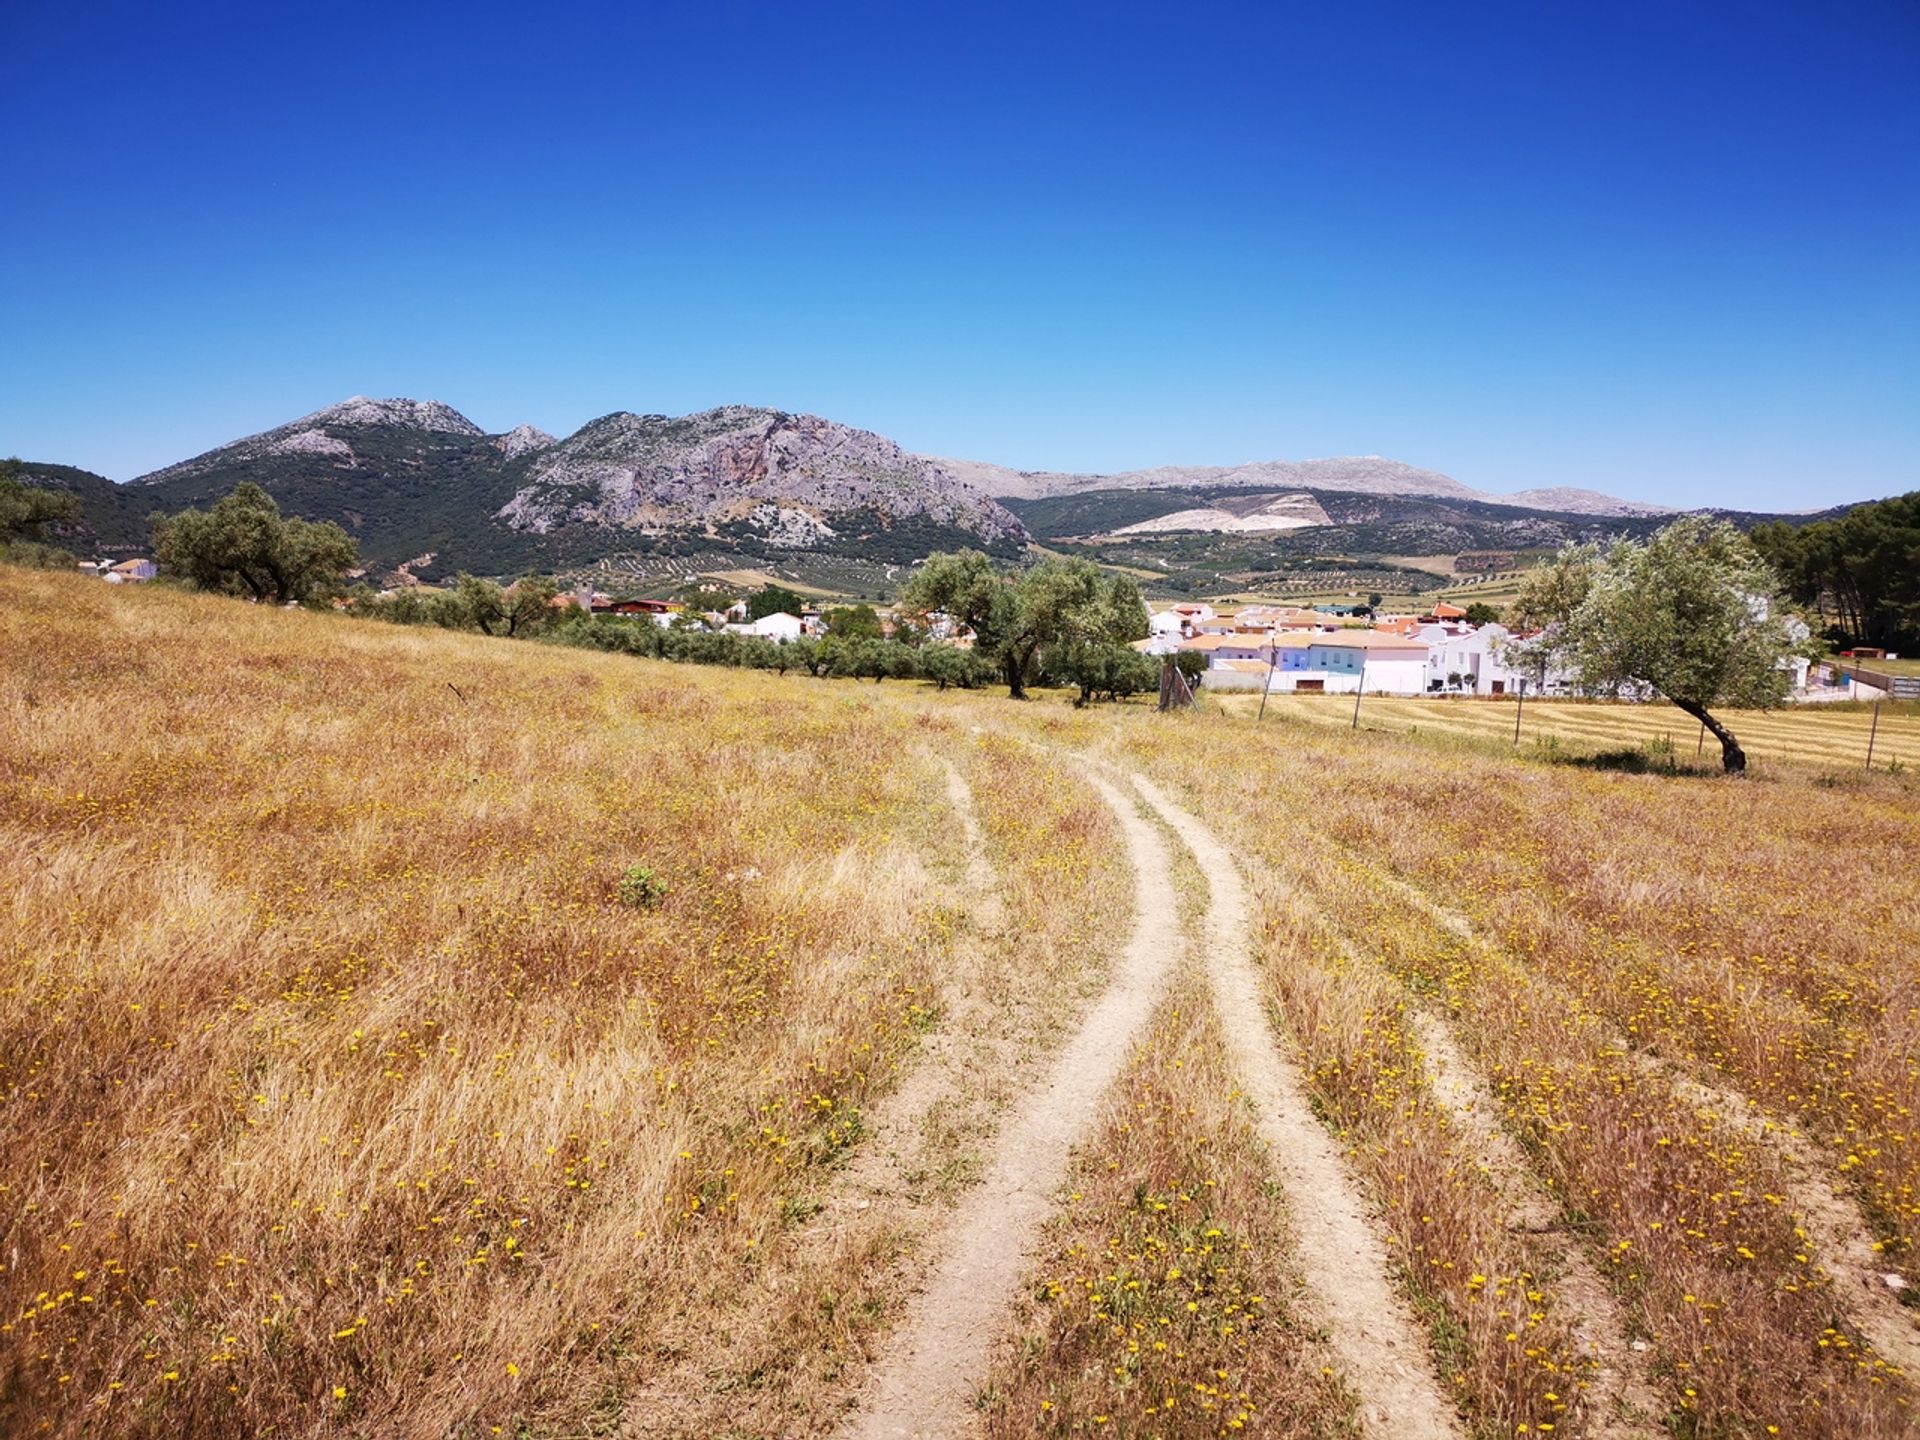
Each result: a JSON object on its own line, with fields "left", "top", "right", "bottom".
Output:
{"left": 617, "top": 865, "right": 667, "bottom": 909}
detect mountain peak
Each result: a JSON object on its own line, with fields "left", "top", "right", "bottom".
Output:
{"left": 497, "top": 423, "right": 556, "bottom": 459}
{"left": 299, "top": 397, "right": 483, "bottom": 436}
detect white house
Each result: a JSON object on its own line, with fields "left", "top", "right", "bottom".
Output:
{"left": 1265, "top": 632, "right": 1429, "bottom": 694}
{"left": 726, "top": 611, "right": 805, "bottom": 642}
{"left": 1425, "top": 623, "right": 1534, "bottom": 695}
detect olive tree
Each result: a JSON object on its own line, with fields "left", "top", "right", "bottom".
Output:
{"left": 0, "top": 458, "right": 81, "bottom": 561}
{"left": 154, "top": 483, "right": 357, "bottom": 604}
{"left": 902, "top": 550, "right": 1147, "bottom": 699}
{"left": 1513, "top": 516, "right": 1809, "bottom": 774}
{"left": 450, "top": 572, "right": 558, "bottom": 637}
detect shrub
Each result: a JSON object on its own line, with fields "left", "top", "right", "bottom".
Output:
{"left": 617, "top": 865, "right": 667, "bottom": 909}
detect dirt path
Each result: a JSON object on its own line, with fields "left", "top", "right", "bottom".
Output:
{"left": 837, "top": 773, "right": 1183, "bottom": 1439}
{"left": 614, "top": 756, "right": 1023, "bottom": 1436}
{"left": 1356, "top": 855, "right": 1920, "bottom": 1380}
{"left": 1129, "top": 774, "right": 1464, "bottom": 1440}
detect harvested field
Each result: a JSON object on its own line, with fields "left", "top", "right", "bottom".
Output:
{"left": 1244, "top": 692, "right": 1920, "bottom": 770}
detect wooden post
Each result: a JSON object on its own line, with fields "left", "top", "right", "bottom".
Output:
{"left": 1351, "top": 660, "right": 1365, "bottom": 730}
{"left": 1865, "top": 699, "right": 1881, "bottom": 770}
{"left": 1512, "top": 678, "right": 1525, "bottom": 744}
{"left": 1256, "top": 629, "right": 1275, "bottom": 724}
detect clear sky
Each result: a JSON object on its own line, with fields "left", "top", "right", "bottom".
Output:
{"left": 1, "top": 0, "right": 1914, "bottom": 509}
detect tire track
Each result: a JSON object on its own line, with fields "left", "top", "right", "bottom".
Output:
{"left": 837, "top": 773, "right": 1183, "bottom": 1439}
{"left": 1352, "top": 854, "right": 1920, "bottom": 1380}
{"left": 1129, "top": 773, "right": 1464, "bottom": 1440}
{"left": 615, "top": 755, "right": 1021, "bottom": 1436}
{"left": 1406, "top": 1010, "right": 1669, "bottom": 1438}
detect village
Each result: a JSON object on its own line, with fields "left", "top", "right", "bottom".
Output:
{"left": 79, "top": 556, "right": 1902, "bottom": 704}
{"left": 558, "top": 585, "right": 1895, "bottom": 704}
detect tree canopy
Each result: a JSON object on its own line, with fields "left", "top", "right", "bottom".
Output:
{"left": 746, "top": 584, "right": 808, "bottom": 622}
{"left": 154, "top": 483, "right": 358, "bottom": 604}
{"left": 0, "top": 458, "right": 82, "bottom": 563}
{"left": 901, "top": 550, "right": 1147, "bottom": 699}
{"left": 823, "top": 602, "right": 884, "bottom": 640}
{"left": 1750, "top": 492, "right": 1919, "bottom": 652}
{"left": 449, "top": 573, "right": 559, "bottom": 637}
{"left": 1513, "top": 516, "right": 1809, "bottom": 773}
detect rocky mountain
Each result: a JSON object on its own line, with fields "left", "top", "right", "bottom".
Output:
{"left": 497, "top": 406, "right": 1026, "bottom": 553}
{"left": 42, "top": 397, "right": 1026, "bottom": 577}
{"left": 934, "top": 452, "right": 1671, "bottom": 517}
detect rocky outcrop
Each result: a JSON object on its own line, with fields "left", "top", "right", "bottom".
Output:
{"left": 498, "top": 406, "right": 1028, "bottom": 548}
{"left": 496, "top": 423, "right": 555, "bottom": 460}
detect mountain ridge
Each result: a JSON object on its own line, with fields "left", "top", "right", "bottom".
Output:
{"left": 930, "top": 453, "right": 1671, "bottom": 517}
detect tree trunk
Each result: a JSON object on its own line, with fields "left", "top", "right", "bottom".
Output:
{"left": 1673, "top": 698, "right": 1747, "bottom": 774}
{"left": 1004, "top": 652, "right": 1027, "bottom": 700}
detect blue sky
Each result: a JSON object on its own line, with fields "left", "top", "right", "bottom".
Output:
{"left": 1, "top": 0, "right": 1914, "bottom": 509}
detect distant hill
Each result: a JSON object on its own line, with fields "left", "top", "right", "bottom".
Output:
{"left": 935, "top": 453, "right": 1673, "bottom": 517}
{"left": 23, "top": 398, "right": 1854, "bottom": 591}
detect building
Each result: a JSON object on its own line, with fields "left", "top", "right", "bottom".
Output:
{"left": 103, "top": 558, "right": 157, "bottom": 583}
{"left": 725, "top": 612, "right": 805, "bottom": 642}
{"left": 1424, "top": 623, "right": 1529, "bottom": 695}
{"left": 1265, "top": 632, "right": 1430, "bottom": 694}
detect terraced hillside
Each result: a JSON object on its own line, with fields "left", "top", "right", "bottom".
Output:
{"left": 4, "top": 565, "right": 1915, "bottom": 1439}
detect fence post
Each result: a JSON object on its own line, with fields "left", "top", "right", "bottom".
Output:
{"left": 1512, "top": 679, "right": 1525, "bottom": 744}
{"left": 1865, "top": 700, "right": 1881, "bottom": 771}
{"left": 1256, "top": 630, "right": 1275, "bottom": 725}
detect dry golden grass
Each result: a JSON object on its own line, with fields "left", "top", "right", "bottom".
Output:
{"left": 976, "top": 977, "right": 1360, "bottom": 1438}
{"left": 0, "top": 570, "right": 989, "bottom": 1437}
{"left": 1243, "top": 692, "right": 1920, "bottom": 770}
{"left": 1111, "top": 709, "right": 1919, "bottom": 1437}
{"left": 10, "top": 566, "right": 1920, "bottom": 1440}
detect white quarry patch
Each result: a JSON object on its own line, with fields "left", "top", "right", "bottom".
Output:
{"left": 265, "top": 429, "right": 355, "bottom": 462}
{"left": 1114, "top": 506, "right": 1320, "bottom": 535}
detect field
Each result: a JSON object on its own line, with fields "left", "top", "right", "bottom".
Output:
{"left": 1239, "top": 692, "right": 1920, "bottom": 771}
{"left": 4, "top": 566, "right": 1917, "bottom": 1440}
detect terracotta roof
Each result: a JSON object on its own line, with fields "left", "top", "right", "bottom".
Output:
{"left": 1431, "top": 602, "right": 1467, "bottom": 618}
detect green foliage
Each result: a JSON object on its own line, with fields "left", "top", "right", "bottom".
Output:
{"left": 1751, "top": 491, "right": 1919, "bottom": 650}
{"left": 901, "top": 550, "right": 1148, "bottom": 699}
{"left": 617, "top": 865, "right": 667, "bottom": 909}
{"left": 823, "top": 602, "right": 883, "bottom": 639}
{"left": 746, "top": 584, "right": 808, "bottom": 622}
{"left": 1171, "top": 649, "right": 1209, "bottom": 683}
{"left": 1055, "top": 642, "right": 1160, "bottom": 705}
{"left": 153, "top": 483, "right": 358, "bottom": 604}
{"left": 0, "top": 457, "right": 82, "bottom": 564}
{"left": 916, "top": 645, "right": 993, "bottom": 690}
{"left": 1462, "top": 601, "right": 1500, "bottom": 626}
{"left": 1514, "top": 516, "right": 1811, "bottom": 772}
{"left": 448, "top": 572, "right": 559, "bottom": 637}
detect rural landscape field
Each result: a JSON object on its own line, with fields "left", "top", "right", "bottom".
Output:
{"left": 4, "top": 566, "right": 1916, "bottom": 1439}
